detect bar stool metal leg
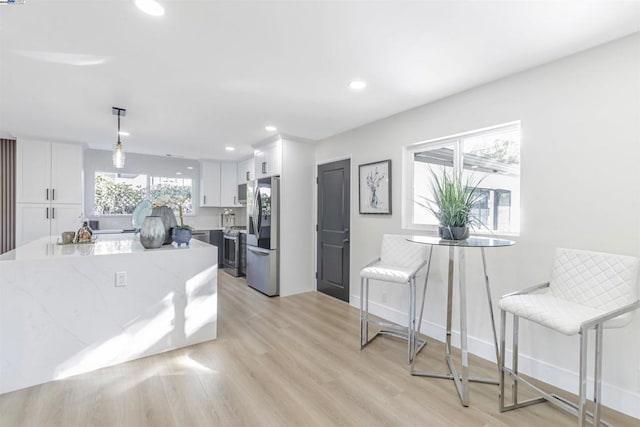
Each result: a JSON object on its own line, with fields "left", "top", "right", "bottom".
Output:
{"left": 594, "top": 324, "right": 603, "bottom": 426}
{"left": 579, "top": 328, "right": 588, "bottom": 426}
{"left": 359, "top": 277, "right": 365, "bottom": 349}
{"left": 499, "top": 309, "right": 507, "bottom": 411}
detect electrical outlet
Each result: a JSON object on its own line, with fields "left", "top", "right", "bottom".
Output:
{"left": 115, "top": 271, "right": 127, "bottom": 287}
{"left": 381, "top": 292, "right": 388, "bottom": 304}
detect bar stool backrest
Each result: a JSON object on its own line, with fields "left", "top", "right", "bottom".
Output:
{"left": 548, "top": 248, "right": 639, "bottom": 314}
{"left": 380, "top": 234, "right": 430, "bottom": 270}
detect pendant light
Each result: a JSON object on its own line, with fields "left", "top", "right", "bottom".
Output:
{"left": 112, "top": 107, "right": 126, "bottom": 169}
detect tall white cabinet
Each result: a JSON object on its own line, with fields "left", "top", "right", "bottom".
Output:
{"left": 16, "top": 140, "right": 84, "bottom": 245}
{"left": 251, "top": 135, "right": 314, "bottom": 297}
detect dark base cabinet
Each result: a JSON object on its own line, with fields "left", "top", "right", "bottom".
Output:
{"left": 210, "top": 230, "right": 224, "bottom": 267}
{"left": 239, "top": 233, "right": 246, "bottom": 276}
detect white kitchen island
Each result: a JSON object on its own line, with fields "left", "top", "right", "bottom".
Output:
{"left": 0, "top": 234, "right": 218, "bottom": 395}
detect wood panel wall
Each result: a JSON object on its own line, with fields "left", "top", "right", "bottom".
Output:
{"left": 1, "top": 139, "right": 16, "bottom": 254}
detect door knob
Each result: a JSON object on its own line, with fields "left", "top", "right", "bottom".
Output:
{"left": 343, "top": 238, "right": 349, "bottom": 243}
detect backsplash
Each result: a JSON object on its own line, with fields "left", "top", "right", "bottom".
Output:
{"left": 90, "top": 207, "right": 246, "bottom": 231}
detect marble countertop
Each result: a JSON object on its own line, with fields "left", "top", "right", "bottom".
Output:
{"left": 0, "top": 234, "right": 212, "bottom": 262}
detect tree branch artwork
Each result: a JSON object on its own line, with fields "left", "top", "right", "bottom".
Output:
{"left": 359, "top": 159, "right": 391, "bottom": 214}
{"left": 366, "top": 166, "right": 385, "bottom": 209}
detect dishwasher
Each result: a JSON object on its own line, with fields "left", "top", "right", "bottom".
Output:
{"left": 191, "top": 230, "right": 211, "bottom": 244}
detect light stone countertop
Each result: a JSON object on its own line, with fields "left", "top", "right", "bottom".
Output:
{"left": 0, "top": 233, "right": 212, "bottom": 262}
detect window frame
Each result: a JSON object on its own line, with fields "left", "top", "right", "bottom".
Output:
{"left": 402, "top": 121, "right": 521, "bottom": 236}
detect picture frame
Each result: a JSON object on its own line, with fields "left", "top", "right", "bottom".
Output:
{"left": 359, "top": 159, "right": 391, "bottom": 214}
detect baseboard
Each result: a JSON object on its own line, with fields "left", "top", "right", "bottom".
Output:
{"left": 351, "top": 295, "right": 640, "bottom": 419}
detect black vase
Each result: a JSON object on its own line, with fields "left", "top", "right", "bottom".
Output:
{"left": 439, "top": 225, "right": 470, "bottom": 240}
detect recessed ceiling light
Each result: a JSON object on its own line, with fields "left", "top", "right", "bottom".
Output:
{"left": 187, "top": 166, "right": 194, "bottom": 170}
{"left": 265, "top": 125, "right": 277, "bottom": 132}
{"left": 225, "top": 146, "right": 235, "bottom": 151}
{"left": 118, "top": 131, "right": 129, "bottom": 137}
{"left": 349, "top": 80, "right": 367, "bottom": 90}
{"left": 135, "top": 0, "right": 165, "bottom": 16}
{"left": 176, "top": 172, "right": 182, "bottom": 175}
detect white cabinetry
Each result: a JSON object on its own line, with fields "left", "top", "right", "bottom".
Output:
{"left": 220, "top": 162, "right": 239, "bottom": 206}
{"left": 236, "top": 157, "right": 254, "bottom": 184}
{"left": 16, "top": 139, "right": 83, "bottom": 245}
{"left": 200, "top": 161, "right": 221, "bottom": 207}
{"left": 254, "top": 139, "right": 282, "bottom": 179}
{"left": 200, "top": 161, "right": 240, "bottom": 207}
{"left": 17, "top": 204, "right": 80, "bottom": 244}
{"left": 248, "top": 135, "right": 314, "bottom": 297}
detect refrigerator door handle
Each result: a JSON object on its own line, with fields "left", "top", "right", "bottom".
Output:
{"left": 252, "top": 187, "right": 260, "bottom": 238}
{"left": 247, "top": 246, "right": 270, "bottom": 255}
{"left": 255, "top": 191, "right": 262, "bottom": 236}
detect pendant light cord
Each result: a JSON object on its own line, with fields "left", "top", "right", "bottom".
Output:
{"left": 117, "top": 111, "right": 122, "bottom": 145}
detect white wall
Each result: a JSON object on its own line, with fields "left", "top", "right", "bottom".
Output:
{"left": 314, "top": 34, "right": 640, "bottom": 417}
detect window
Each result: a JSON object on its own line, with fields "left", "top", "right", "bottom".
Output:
{"left": 406, "top": 122, "right": 521, "bottom": 234}
{"left": 94, "top": 172, "right": 193, "bottom": 216}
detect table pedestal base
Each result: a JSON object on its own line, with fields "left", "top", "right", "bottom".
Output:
{"left": 409, "top": 243, "right": 505, "bottom": 407}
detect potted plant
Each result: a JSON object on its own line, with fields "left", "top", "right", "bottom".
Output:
{"left": 171, "top": 196, "right": 193, "bottom": 246}
{"left": 425, "top": 169, "right": 484, "bottom": 240}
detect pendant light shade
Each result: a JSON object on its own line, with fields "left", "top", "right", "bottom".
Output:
{"left": 113, "top": 142, "right": 125, "bottom": 168}
{"left": 112, "top": 107, "right": 127, "bottom": 169}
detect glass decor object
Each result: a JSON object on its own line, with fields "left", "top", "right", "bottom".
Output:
{"left": 132, "top": 200, "right": 152, "bottom": 230}
{"left": 75, "top": 221, "right": 93, "bottom": 243}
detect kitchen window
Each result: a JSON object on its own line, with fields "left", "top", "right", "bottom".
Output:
{"left": 94, "top": 172, "right": 193, "bottom": 216}
{"left": 404, "top": 121, "right": 521, "bottom": 234}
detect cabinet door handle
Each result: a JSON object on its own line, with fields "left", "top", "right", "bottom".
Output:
{"left": 46, "top": 188, "right": 49, "bottom": 200}
{"left": 262, "top": 162, "right": 267, "bottom": 174}
{"left": 204, "top": 195, "right": 207, "bottom": 205}
{"left": 52, "top": 188, "right": 55, "bottom": 200}
{"left": 246, "top": 171, "right": 249, "bottom": 181}
{"left": 234, "top": 196, "right": 236, "bottom": 205}
{"left": 46, "top": 207, "right": 49, "bottom": 219}
{"left": 52, "top": 207, "right": 55, "bottom": 219}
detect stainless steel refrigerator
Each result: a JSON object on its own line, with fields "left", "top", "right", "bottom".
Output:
{"left": 246, "top": 176, "right": 279, "bottom": 296}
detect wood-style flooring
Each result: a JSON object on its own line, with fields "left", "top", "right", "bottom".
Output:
{"left": 0, "top": 272, "right": 637, "bottom": 426}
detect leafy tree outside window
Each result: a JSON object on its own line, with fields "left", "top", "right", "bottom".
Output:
{"left": 94, "top": 172, "right": 193, "bottom": 216}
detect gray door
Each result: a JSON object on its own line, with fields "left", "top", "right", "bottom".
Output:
{"left": 317, "top": 159, "right": 350, "bottom": 302}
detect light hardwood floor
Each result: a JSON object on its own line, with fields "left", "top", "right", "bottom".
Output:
{"left": 0, "top": 272, "right": 637, "bottom": 426}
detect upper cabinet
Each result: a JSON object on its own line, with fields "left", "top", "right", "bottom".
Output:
{"left": 50, "top": 142, "right": 84, "bottom": 204}
{"left": 16, "top": 139, "right": 84, "bottom": 245}
{"left": 200, "top": 161, "right": 240, "bottom": 207}
{"left": 236, "top": 157, "right": 254, "bottom": 184}
{"left": 220, "top": 162, "right": 239, "bottom": 206}
{"left": 17, "top": 140, "right": 83, "bottom": 205}
{"left": 254, "top": 139, "right": 282, "bottom": 179}
{"left": 200, "top": 161, "right": 221, "bottom": 207}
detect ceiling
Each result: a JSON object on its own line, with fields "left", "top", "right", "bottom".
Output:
{"left": 1, "top": 1, "right": 638, "bottom": 161}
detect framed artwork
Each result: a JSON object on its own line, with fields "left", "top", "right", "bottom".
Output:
{"left": 359, "top": 159, "right": 391, "bottom": 214}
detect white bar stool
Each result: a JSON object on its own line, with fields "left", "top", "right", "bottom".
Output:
{"left": 359, "top": 234, "right": 431, "bottom": 364}
{"left": 498, "top": 248, "right": 640, "bottom": 426}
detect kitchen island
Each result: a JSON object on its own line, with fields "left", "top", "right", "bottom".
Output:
{"left": 0, "top": 234, "right": 218, "bottom": 395}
